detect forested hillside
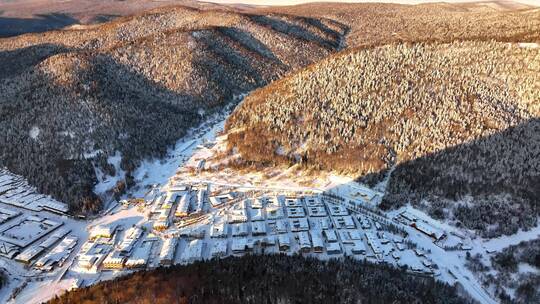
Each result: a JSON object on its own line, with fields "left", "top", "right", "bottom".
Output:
{"left": 49, "top": 254, "right": 470, "bottom": 304}
{"left": 0, "top": 6, "right": 346, "bottom": 213}
{"left": 262, "top": 2, "right": 540, "bottom": 48}
{"left": 225, "top": 41, "right": 540, "bottom": 237}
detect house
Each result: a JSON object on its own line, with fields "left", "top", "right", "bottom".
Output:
{"left": 125, "top": 241, "right": 153, "bottom": 269}
{"left": 323, "top": 230, "right": 338, "bottom": 243}
{"left": 278, "top": 234, "right": 290, "bottom": 251}
{"left": 232, "top": 238, "right": 247, "bottom": 253}
{"left": 328, "top": 205, "right": 349, "bottom": 216}
{"left": 210, "top": 222, "right": 227, "bottom": 238}
{"left": 350, "top": 240, "right": 366, "bottom": 254}
{"left": 175, "top": 193, "right": 191, "bottom": 217}
{"left": 297, "top": 232, "right": 311, "bottom": 253}
{"left": 211, "top": 240, "right": 228, "bottom": 257}
{"left": 102, "top": 251, "right": 125, "bottom": 270}
{"left": 326, "top": 242, "right": 341, "bottom": 255}
{"left": 232, "top": 223, "right": 249, "bottom": 237}
{"left": 289, "top": 218, "right": 309, "bottom": 232}
{"left": 410, "top": 221, "right": 445, "bottom": 240}
{"left": 159, "top": 238, "right": 178, "bottom": 266}
{"left": 310, "top": 231, "right": 324, "bottom": 253}
{"left": 275, "top": 220, "right": 288, "bottom": 234}
{"left": 307, "top": 206, "right": 327, "bottom": 217}
{"left": 251, "top": 221, "right": 267, "bottom": 236}
{"left": 250, "top": 208, "right": 265, "bottom": 221}
{"left": 287, "top": 207, "right": 306, "bottom": 218}
{"left": 365, "top": 233, "right": 382, "bottom": 254}
{"left": 182, "top": 239, "right": 204, "bottom": 263}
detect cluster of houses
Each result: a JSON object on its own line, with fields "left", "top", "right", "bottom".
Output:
{"left": 0, "top": 169, "right": 68, "bottom": 214}
{"left": 0, "top": 213, "right": 76, "bottom": 271}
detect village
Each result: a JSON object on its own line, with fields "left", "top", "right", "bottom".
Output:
{"left": 0, "top": 119, "right": 495, "bottom": 304}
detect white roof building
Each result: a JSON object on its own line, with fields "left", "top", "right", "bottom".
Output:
{"left": 297, "top": 232, "right": 311, "bottom": 252}
{"left": 210, "top": 222, "right": 228, "bottom": 238}
{"left": 287, "top": 207, "right": 306, "bottom": 218}
{"left": 310, "top": 231, "right": 324, "bottom": 252}
{"left": 232, "top": 223, "right": 249, "bottom": 237}
{"left": 275, "top": 220, "right": 288, "bottom": 234}
{"left": 211, "top": 240, "right": 228, "bottom": 257}
{"left": 250, "top": 208, "right": 265, "bottom": 221}
{"left": 307, "top": 206, "right": 327, "bottom": 217}
{"left": 278, "top": 234, "right": 290, "bottom": 251}
{"left": 289, "top": 218, "right": 309, "bottom": 232}
{"left": 232, "top": 238, "right": 247, "bottom": 253}
{"left": 251, "top": 221, "right": 267, "bottom": 236}
{"left": 126, "top": 241, "right": 153, "bottom": 269}
{"left": 350, "top": 240, "right": 366, "bottom": 254}
{"left": 323, "top": 230, "right": 338, "bottom": 243}
{"left": 159, "top": 238, "right": 178, "bottom": 266}
{"left": 326, "top": 242, "right": 341, "bottom": 254}
{"left": 182, "top": 239, "right": 204, "bottom": 263}
{"left": 328, "top": 205, "right": 349, "bottom": 216}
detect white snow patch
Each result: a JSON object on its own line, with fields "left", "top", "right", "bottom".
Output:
{"left": 29, "top": 126, "right": 40, "bottom": 140}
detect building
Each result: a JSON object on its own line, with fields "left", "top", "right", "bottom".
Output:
{"left": 278, "top": 234, "right": 290, "bottom": 251}
{"left": 307, "top": 206, "right": 327, "bottom": 217}
{"left": 250, "top": 208, "right": 265, "bottom": 221}
{"left": 323, "top": 230, "right": 338, "bottom": 243}
{"left": 118, "top": 226, "right": 143, "bottom": 254}
{"left": 305, "top": 196, "right": 323, "bottom": 207}
{"left": 194, "top": 188, "right": 207, "bottom": 214}
{"left": 275, "top": 220, "right": 288, "bottom": 234}
{"left": 210, "top": 222, "right": 227, "bottom": 238}
{"left": 251, "top": 221, "right": 267, "bottom": 236}
{"left": 125, "top": 241, "right": 153, "bottom": 269}
{"left": 297, "top": 232, "right": 311, "bottom": 253}
{"left": 266, "top": 205, "right": 284, "bottom": 220}
{"left": 284, "top": 198, "right": 303, "bottom": 208}
{"left": 102, "top": 251, "right": 125, "bottom": 270}
{"left": 333, "top": 216, "right": 355, "bottom": 229}
{"left": 310, "top": 231, "right": 324, "bottom": 253}
{"left": 289, "top": 218, "right": 309, "bottom": 232}
{"left": 365, "top": 233, "right": 382, "bottom": 255}
{"left": 326, "top": 242, "right": 341, "bottom": 255}
{"left": 350, "top": 240, "right": 366, "bottom": 254}
{"left": 175, "top": 193, "right": 191, "bottom": 217}
{"left": 211, "top": 240, "right": 228, "bottom": 258}
{"left": 328, "top": 205, "right": 349, "bottom": 216}
{"left": 411, "top": 222, "right": 445, "bottom": 240}
{"left": 251, "top": 198, "right": 264, "bottom": 209}
{"left": 182, "top": 239, "right": 204, "bottom": 263}
{"left": 287, "top": 207, "right": 306, "bottom": 218}
{"left": 232, "top": 223, "right": 249, "bottom": 237}
{"left": 159, "top": 238, "right": 178, "bottom": 266}
{"left": 90, "top": 224, "right": 117, "bottom": 240}
{"left": 232, "top": 238, "right": 247, "bottom": 254}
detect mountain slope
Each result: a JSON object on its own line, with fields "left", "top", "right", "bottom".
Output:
{"left": 224, "top": 41, "right": 540, "bottom": 237}
{"left": 0, "top": 6, "right": 347, "bottom": 213}
{"left": 260, "top": 2, "right": 540, "bottom": 47}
